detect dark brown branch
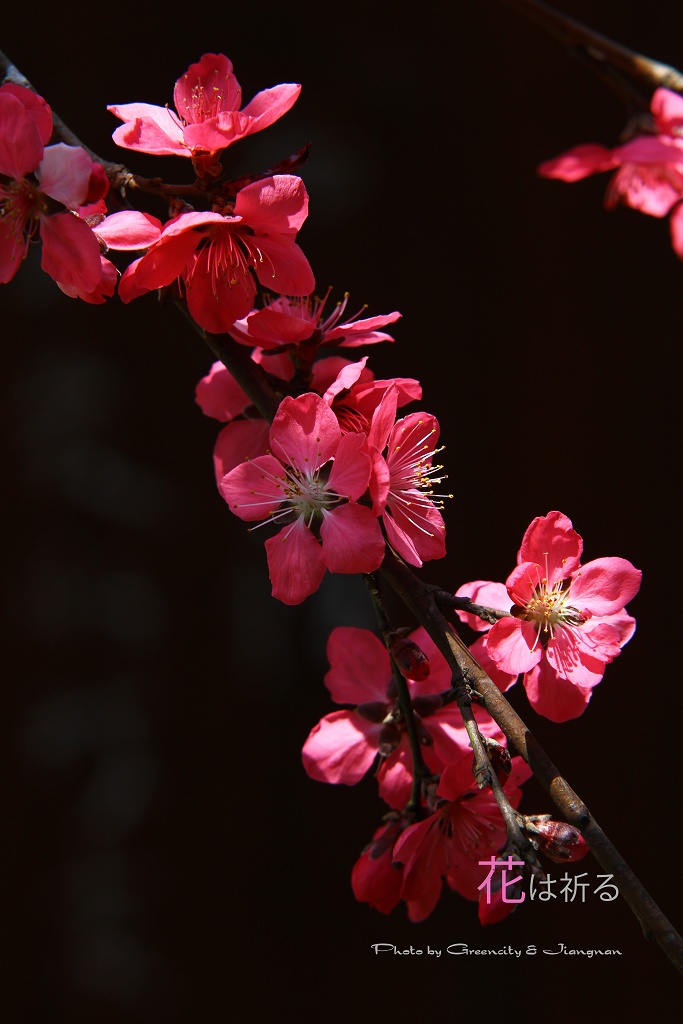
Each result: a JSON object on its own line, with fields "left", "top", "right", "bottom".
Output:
{"left": 379, "top": 549, "right": 683, "bottom": 976}
{"left": 435, "top": 591, "right": 511, "bottom": 626}
{"left": 497, "top": 0, "right": 683, "bottom": 94}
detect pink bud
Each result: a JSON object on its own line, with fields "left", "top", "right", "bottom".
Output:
{"left": 534, "top": 820, "right": 588, "bottom": 863}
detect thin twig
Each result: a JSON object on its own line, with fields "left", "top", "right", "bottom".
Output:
{"left": 366, "top": 574, "right": 429, "bottom": 815}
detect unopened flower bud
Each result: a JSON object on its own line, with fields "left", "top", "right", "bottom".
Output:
{"left": 389, "top": 636, "right": 430, "bottom": 681}
{"left": 534, "top": 820, "right": 588, "bottom": 863}
{"left": 484, "top": 737, "right": 512, "bottom": 785}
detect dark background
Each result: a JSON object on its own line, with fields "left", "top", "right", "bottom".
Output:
{"left": 2, "top": 1, "right": 682, "bottom": 1020}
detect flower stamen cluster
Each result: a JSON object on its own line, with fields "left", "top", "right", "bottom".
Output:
{"left": 512, "top": 555, "right": 587, "bottom": 649}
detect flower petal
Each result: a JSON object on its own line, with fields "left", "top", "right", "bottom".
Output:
{"left": 454, "top": 580, "right": 511, "bottom": 632}
{"left": 537, "top": 144, "right": 617, "bottom": 182}
{"left": 108, "top": 102, "right": 186, "bottom": 155}
{"left": 0, "top": 91, "right": 44, "bottom": 178}
{"left": 269, "top": 393, "right": 340, "bottom": 470}
{"left": 301, "top": 710, "right": 380, "bottom": 784}
{"left": 240, "top": 83, "right": 301, "bottom": 132}
{"left": 36, "top": 144, "right": 93, "bottom": 208}
{"left": 39, "top": 212, "right": 102, "bottom": 291}
{"left": 570, "top": 556, "right": 642, "bottom": 615}
{"left": 212, "top": 420, "right": 271, "bottom": 483}
{"left": 265, "top": 519, "right": 327, "bottom": 605}
{"left": 523, "top": 659, "right": 593, "bottom": 722}
{"left": 96, "top": 210, "right": 163, "bottom": 250}
{"left": 219, "top": 454, "right": 287, "bottom": 521}
{"left": 486, "top": 617, "right": 541, "bottom": 675}
{"left": 324, "top": 627, "right": 390, "bottom": 703}
{"left": 517, "top": 511, "right": 582, "bottom": 580}
{"left": 319, "top": 504, "right": 385, "bottom": 574}
{"left": 252, "top": 233, "right": 315, "bottom": 297}
{"left": 326, "top": 431, "right": 371, "bottom": 501}
{"left": 234, "top": 174, "right": 309, "bottom": 234}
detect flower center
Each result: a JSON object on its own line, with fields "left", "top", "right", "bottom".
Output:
{"left": 514, "top": 557, "right": 587, "bottom": 644}
{"left": 0, "top": 177, "right": 44, "bottom": 241}
{"left": 525, "top": 582, "right": 585, "bottom": 631}
{"left": 190, "top": 222, "right": 275, "bottom": 299}
{"left": 282, "top": 464, "right": 335, "bottom": 521}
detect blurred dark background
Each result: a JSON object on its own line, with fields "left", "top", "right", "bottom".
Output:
{"left": 2, "top": 1, "right": 682, "bottom": 1020}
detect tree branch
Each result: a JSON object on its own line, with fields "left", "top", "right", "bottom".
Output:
{"left": 379, "top": 548, "right": 683, "bottom": 976}
{"left": 497, "top": 0, "right": 683, "bottom": 94}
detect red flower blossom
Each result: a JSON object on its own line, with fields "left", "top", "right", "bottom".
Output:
{"left": 219, "top": 393, "right": 385, "bottom": 604}
{"left": 367, "top": 386, "right": 449, "bottom": 566}
{"left": 391, "top": 754, "right": 531, "bottom": 922}
{"left": 227, "top": 290, "right": 400, "bottom": 350}
{"left": 99, "top": 175, "right": 315, "bottom": 333}
{"left": 0, "top": 84, "right": 108, "bottom": 293}
{"left": 538, "top": 87, "right": 683, "bottom": 258}
{"left": 108, "top": 53, "right": 300, "bottom": 177}
{"left": 456, "top": 511, "right": 641, "bottom": 722}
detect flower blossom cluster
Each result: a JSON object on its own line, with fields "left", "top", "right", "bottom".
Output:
{"left": 539, "top": 87, "right": 683, "bottom": 258}
{"left": 2, "top": 47, "right": 645, "bottom": 930}
{"left": 1, "top": 55, "right": 315, "bottom": 326}
{"left": 218, "top": 385, "right": 449, "bottom": 604}
{"left": 302, "top": 624, "right": 532, "bottom": 922}
{"left": 96, "top": 53, "right": 315, "bottom": 332}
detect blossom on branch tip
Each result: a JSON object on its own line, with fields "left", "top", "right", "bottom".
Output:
{"left": 0, "top": 84, "right": 109, "bottom": 293}
{"left": 455, "top": 511, "right": 642, "bottom": 722}
{"left": 538, "top": 88, "right": 683, "bottom": 258}
{"left": 108, "top": 53, "right": 301, "bottom": 177}
{"left": 218, "top": 393, "right": 385, "bottom": 604}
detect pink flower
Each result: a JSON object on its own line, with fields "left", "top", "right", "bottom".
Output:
{"left": 100, "top": 175, "right": 315, "bottom": 332}
{"left": 219, "top": 393, "right": 385, "bottom": 604}
{"left": 227, "top": 290, "right": 401, "bottom": 350}
{"left": 108, "top": 53, "right": 300, "bottom": 176}
{"left": 456, "top": 511, "right": 642, "bottom": 722}
{"left": 538, "top": 88, "right": 683, "bottom": 257}
{"left": 367, "top": 387, "right": 449, "bottom": 566}
{"left": 301, "top": 625, "right": 507, "bottom": 808}
{"left": 0, "top": 84, "right": 108, "bottom": 292}
{"left": 391, "top": 754, "right": 531, "bottom": 922}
